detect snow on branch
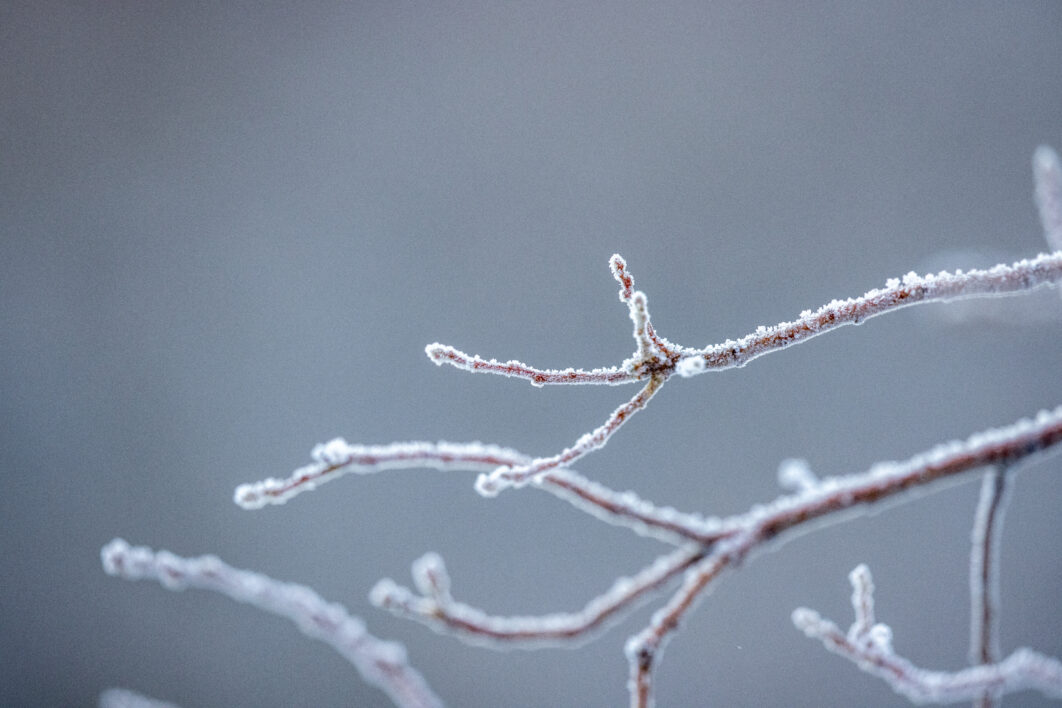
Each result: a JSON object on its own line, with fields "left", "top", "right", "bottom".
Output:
{"left": 369, "top": 545, "right": 706, "bottom": 647}
{"left": 112, "top": 148, "right": 1062, "bottom": 707}
{"left": 793, "top": 565, "right": 1062, "bottom": 704}
{"left": 100, "top": 540, "right": 443, "bottom": 708}
{"left": 234, "top": 439, "right": 528, "bottom": 509}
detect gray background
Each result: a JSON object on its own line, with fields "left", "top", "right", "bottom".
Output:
{"left": 2, "top": 2, "right": 1061, "bottom": 706}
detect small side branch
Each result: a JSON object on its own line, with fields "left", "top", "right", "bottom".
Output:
{"left": 969, "top": 466, "right": 1010, "bottom": 708}
{"left": 370, "top": 546, "right": 706, "bottom": 647}
{"left": 793, "top": 565, "right": 1062, "bottom": 704}
{"left": 100, "top": 540, "right": 443, "bottom": 708}
{"left": 424, "top": 344, "right": 632, "bottom": 386}
{"left": 475, "top": 371, "right": 668, "bottom": 496}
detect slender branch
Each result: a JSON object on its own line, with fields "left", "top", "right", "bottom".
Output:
{"left": 969, "top": 466, "right": 1010, "bottom": 708}
{"left": 675, "top": 251, "right": 1062, "bottom": 377}
{"left": 100, "top": 540, "right": 443, "bottom": 708}
{"left": 235, "top": 439, "right": 728, "bottom": 546}
{"left": 533, "top": 466, "right": 730, "bottom": 546}
{"left": 474, "top": 371, "right": 668, "bottom": 496}
{"left": 794, "top": 565, "right": 1062, "bottom": 704}
{"left": 370, "top": 546, "right": 706, "bottom": 647}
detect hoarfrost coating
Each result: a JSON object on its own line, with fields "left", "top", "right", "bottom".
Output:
{"left": 106, "top": 148, "right": 1062, "bottom": 707}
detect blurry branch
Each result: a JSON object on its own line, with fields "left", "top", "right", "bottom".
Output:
{"left": 98, "top": 688, "right": 179, "bottom": 708}
{"left": 100, "top": 540, "right": 443, "bottom": 708}
{"left": 793, "top": 565, "right": 1062, "bottom": 704}
{"left": 969, "top": 467, "right": 1010, "bottom": 708}
{"left": 1035, "top": 145, "right": 1062, "bottom": 253}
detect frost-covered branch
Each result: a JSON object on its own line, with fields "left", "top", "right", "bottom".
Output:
{"left": 429, "top": 251, "right": 1062, "bottom": 388}
{"left": 423, "top": 344, "right": 631, "bottom": 386}
{"left": 793, "top": 565, "right": 1062, "bottom": 704}
{"left": 234, "top": 440, "right": 529, "bottom": 509}
{"left": 474, "top": 371, "right": 668, "bottom": 496}
{"left": 100, "top": 540, "right": 443, "bottom": 708}
{"left": 424, "top": 247, "right": 1062, "bottom": 504}
{"left": 369, "top": 546, "right": 706, "bottom": 647}
{"left": 236, "top": 439, "right": 728, "bottom": 547}
{"left": 674, "top": 251, "right": 1062, "bottom": 377}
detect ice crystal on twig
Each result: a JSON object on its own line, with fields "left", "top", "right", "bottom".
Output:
{"left": 777, "top": 458, "right": 819, "bottom": 492}
{"left": 474, "top": 371, "right": 668, "bottom": 496}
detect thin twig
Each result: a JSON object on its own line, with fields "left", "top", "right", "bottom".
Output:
{"left": 474, "top": 371, "right": 668, "bottom": 496}
{"left": 970, "top": 466, "right": 1010, "bottom": 708}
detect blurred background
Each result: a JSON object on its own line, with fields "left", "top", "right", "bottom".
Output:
{"left": 3, "top": 2, "right": 1061, "bottom": 706}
